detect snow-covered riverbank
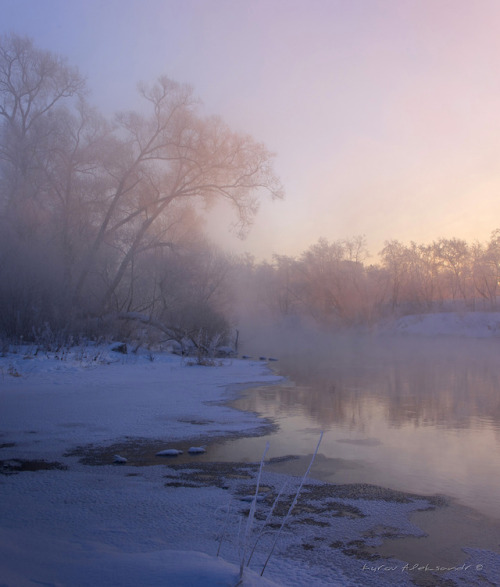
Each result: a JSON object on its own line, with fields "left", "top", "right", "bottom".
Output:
{"left": 0, "top": 344, "right": 498, "bottom": 586}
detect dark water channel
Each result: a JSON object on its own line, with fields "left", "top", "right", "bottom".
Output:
{"left": 211, "top": 334, "right": 500, "bottom": 522}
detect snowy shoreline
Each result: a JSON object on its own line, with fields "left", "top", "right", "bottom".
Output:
{"left": 1, "top": 345, "right": 499, "bottom": 586}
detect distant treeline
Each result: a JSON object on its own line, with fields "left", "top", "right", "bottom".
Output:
{"left": 238, "top": 233, "right": 500, "bottom": 328}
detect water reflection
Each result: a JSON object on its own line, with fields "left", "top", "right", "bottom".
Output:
{"left": 272, "top": 335, "right": 500, "bottom": 430}
{"left": 216, "top": 335, "right": 500, "bottom": 519}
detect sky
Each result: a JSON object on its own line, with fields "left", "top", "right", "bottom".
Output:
{"left": 3, "top": 0, "right": 500, "bottom": 260}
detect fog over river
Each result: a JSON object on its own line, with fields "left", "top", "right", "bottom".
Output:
{"left": 208, "top": 332, "right": 500, "bottom": 521}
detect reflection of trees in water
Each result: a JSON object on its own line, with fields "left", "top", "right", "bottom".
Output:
{"left": 247, "top": 337, "right": 500, "bottom": 430}
{"left": 381, "top": 360, "right": 498, "bottom": 428}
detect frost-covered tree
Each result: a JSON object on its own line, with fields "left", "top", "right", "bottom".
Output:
{"left": 72, "top": 76, "right": 283, "bottom": 313}
{"left": 0, "top": 35, "right": 283, "bottom": 341}
{"left": 0, "top": 34, "right": 84, "bottom": 232}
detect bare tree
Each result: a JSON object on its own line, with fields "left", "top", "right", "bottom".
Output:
{"left": 72, "top": 76, "right": 283, "bottom": 313}
{"left": 0, "top": 37, "right": 283, "bottom": 341}
{"left": 472, "top": 230, "right": 500, "bottom": 308}
{"left": 380, "top": 240, "right": 409, "bottom": 311}
{"left": 0, "top": 34, "right": 84, "bottom": 228}
{"left": 433, "top": 238, "right": 472, "bottom": 304}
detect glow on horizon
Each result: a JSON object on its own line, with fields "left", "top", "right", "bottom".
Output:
{"left": 3, "top": 0, "right": 500, "bottom": 260}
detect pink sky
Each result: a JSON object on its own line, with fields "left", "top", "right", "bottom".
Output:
{"left": 3, "top": 0, "right": 500, "bottom": 259}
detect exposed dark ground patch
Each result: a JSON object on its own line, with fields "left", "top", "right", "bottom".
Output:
{"left": 0, "top": 442, "right": 16, "bottom": 449}
{"left": 64, "top": 425, "right": 279, "bottom": 467}
{"left": 164, "top": 461, "right": 258, "bottom": 488}
{"left": 177, "top": 419, "right": 215, "bottom": 426}
{"left": 300, "top": 483, "right": 448, "bottom": 507}
{"left": 65, "top": 433, "right": 291, "bottom": 468}
{"left": 0, "top": 458, "right": 67, "bottom": 474}
{"left": 328, "top": 538, "right": 383, "bottom": 562}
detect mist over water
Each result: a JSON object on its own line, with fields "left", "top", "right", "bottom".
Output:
{"left": 215, "top": 322, "right": 500, "bottom": 520}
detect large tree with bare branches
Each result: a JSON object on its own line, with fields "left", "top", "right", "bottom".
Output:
{"left": 73, "top": 76, "right": 283, "bottom": 313}
{"left": 0, "top": 35, "right": 283, "bottom": 340}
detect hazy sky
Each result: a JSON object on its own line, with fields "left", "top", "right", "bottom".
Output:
{"left": 3, "top": 0, "right": 500, "bottom": 259}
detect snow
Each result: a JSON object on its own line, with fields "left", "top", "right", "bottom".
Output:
{"left": 382, "top": 311, "right": 500, "bottom": 337}
{"left": 0, "top": 525, "right": 281, "bottom": 587}
{"left": 156, "top": 449, "right": 183, "bottom": 456}
{"left": 1, "top": 335, "right": 499, "bottom": 586}
{"left": 0, "top": 347, "right": 281, "bottom": 461}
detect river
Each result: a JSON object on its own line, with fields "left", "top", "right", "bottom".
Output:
{"left": 210, "top": 333, "right": 500, "bottom": 522}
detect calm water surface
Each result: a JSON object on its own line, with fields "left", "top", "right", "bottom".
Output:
{"left": 211, "top": 335, "right": 500, "bottom": 520}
